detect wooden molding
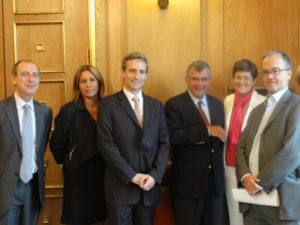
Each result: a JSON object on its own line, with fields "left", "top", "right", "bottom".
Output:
{"left": 158, "top": 0, "right": 168, "bottom": 9}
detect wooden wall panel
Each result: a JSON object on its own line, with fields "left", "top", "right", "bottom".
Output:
{"left": 35, "top": 81, "right": 66, "bottom": 187}
{"left": 15, "top": 22, "right": 65, "bottom": 72}
{"left": 95, "top": 0, "right": 300, "bottom": 102}
{"left": 127, "top": 0, "right": 202, "bottom": 103}
{"left": 200, "top": 0, "right": 225, "bottom": 100}
{"left": 14, "top": 0, "right": 63, "bottom": 13}
{"left": 224, "top": 0, "right": 299, "bottom": 92}
{"left": 38, "top": 196, "right": 63, "bottom": 225}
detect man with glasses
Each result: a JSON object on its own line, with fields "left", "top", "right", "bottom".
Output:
{"left": 165, "top": 60, "right": 226, "bottom": 225}
{"left": 236, "top": 50, "right": 300, "bottom": 225}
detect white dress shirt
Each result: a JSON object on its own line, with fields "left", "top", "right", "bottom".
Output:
{"left": 248, "top": 88, "right": 288, "bottom": 177}
{"left": 188, "top": 90, "right": 211, "bottom": 124}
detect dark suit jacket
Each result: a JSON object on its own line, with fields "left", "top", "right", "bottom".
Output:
{"left": 97, "top": 90, "right": 169, "bottom": 206}
{"left": 236, "top": 90, "right": 300, "bottom": 220}
{"left": 0, "top": 95, "right": 52, "bottom": 216}
{"left": 165, "top": 91, "right": 225, "bottom": 198}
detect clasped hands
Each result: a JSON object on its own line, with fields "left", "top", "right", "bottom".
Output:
{"left": 243, "top": 174, "right": 263, "bottom": 195}
{"left": 131, "top": 173, "right": 155, "bottom": 191}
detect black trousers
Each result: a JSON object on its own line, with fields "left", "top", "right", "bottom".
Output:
{"left": 173, "top": 174, "right": 223, "bottom": 225}
{"left": 107, "top": 200, "right": 155, "bottom": 225}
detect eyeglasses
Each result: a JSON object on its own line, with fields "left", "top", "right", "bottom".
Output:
{"left": 260, "top": 67, "right": 291, "bottom": 76}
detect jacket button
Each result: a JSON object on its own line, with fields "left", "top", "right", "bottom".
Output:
{"left": 14, "top": 172, "right": 19, "bottom": 176}
{"left": 208, "top": 165, "right": 212, "bottom": 169}
{"left": 211, "top": 149, "right": 214, "bottom": 153}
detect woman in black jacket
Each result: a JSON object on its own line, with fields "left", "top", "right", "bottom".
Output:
{"left": 50, "top": 65, "right": 106, "bottom": 225}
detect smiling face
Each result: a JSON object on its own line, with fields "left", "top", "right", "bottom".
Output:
{"left": 185, "top": 67, "right": 211, "bottom": 98}
{"left": 122, "top": 59, "right": 148, "bottom": 94}
{"left": 262, "top": 54, "right": 291, "bottom": 95}
{"left": 11, "top": 61, "right": 40, "bottom": 102}
{"left": 233, "top": 71, "right": 255, "bottom": 97}
{"left": 79, "top": 70, "right": 99, "bottom": 100}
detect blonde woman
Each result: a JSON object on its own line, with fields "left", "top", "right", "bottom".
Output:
{"left": 50, "top": 65, "right": 106, "bottom": 225}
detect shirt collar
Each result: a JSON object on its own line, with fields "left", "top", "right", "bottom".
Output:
{"left": 14, "top": 92, "right": 34, "bottom": 110}
{"left": 269, "top": 87, "right": 288, "bottom": 103}
{"left": 188, "top": 90, "right": 208, "bottom": 107}
{"left": 123, "top": 87, "right": 143, "bottom": 102}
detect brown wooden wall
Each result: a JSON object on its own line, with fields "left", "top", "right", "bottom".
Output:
{"left": 94, "top": 0, "right": 300, "bottom": 102}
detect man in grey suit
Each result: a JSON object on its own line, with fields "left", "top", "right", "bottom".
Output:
{"left": 97, "top": 52, "right": 169, "bottom": 225}
{"left": 236, "top": 50, "right": 300, "bottom": 225}
{"left": 0, "top": 60, "right": 52, "bottom": 225}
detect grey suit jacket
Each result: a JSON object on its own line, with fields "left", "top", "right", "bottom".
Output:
{"left": 97, "top": 90, "right": 169, "bottom": 206}
{"left": 236, "top": 90, "right": 300, "bottom": 220}
{"left": 0, "top": 95, "right": 52, "bottom": 216}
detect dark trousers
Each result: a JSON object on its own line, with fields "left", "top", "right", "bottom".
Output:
{"left": 107, "top": 200, "right": 155, "bottom": 225}
{"left": 173, "top": 175, "right": 223, "bottom": 225}
{"left": 244, "top": 204, "right": 300, "bottom": 225}
{"left": 0, "top": 174, "right": 40, "bottom": 225}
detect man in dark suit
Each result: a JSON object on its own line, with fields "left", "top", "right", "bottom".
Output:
{"left": 97, "top": 52, "right": 169, "bottom": 225}
{"left": 236, "top": 50, "right": 300, "bottom": 225}
{"left": 165, "top": 60, "right": 226, "bottom": 225}
{"left": 0, "top": 59, "right": 52, "bottom": 225}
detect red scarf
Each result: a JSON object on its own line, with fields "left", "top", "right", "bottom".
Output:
{"left": 226, "top": 89, "right": 253, "bottom": 167}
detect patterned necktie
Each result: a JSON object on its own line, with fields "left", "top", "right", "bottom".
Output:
{"left": 20, "top": 104, "right": 34, "bottom": 183}
{"left": 198, "top": 100, "right": 209, "bottom": 125}
{"left": 132, "top": 96, "right": 143, "bottom": 128}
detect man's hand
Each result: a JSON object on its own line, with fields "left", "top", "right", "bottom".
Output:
{"left": 139, "top": 175, "right": 156, "bottom": 191}
{"left": 208, "top": 126, "right": 227, "bottom": 142}
{"left": 131, "top": 173, "right": 147, "bottom": 185}
{"left": 243, "top": 174, "right": 263, "bottom": 195}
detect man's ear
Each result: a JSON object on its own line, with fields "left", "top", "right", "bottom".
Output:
{"left": 10, "top": 74, "right": 17, "bottom": 86}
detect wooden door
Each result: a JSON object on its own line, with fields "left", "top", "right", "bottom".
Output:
{"left": 2, "top": 1, "right": 90, "bottom": 224}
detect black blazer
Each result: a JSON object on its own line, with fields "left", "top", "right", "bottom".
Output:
{"left": 50, "top": 98, "right": 105, "bottom": 170}
{"left": 0, "top": 96, "right": 52, "bottom": 216}
{"left": 165, "top": 91, "right": 225, "bottom": 198}
{"left": 97, "top": 90, "right": 169, "bottom": 206}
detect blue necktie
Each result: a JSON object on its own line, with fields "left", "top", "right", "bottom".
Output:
{"left": 20, "top": 104, "right": 34, "bottom": 183}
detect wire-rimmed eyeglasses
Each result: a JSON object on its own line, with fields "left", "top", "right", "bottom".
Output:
{"left": 260, "top": 67, "right": 291, "bottom": 76}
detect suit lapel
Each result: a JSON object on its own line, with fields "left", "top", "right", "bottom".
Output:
{"left": 264, "top": 90, "right": 291, "bottom": 131}
{"left": 4, "top": 96, "right": 22, "bottom": 151}
{"left": 118, "top": 91, "right": 142, "bottom": 129}
{"left": 252, "top": 102, "right": 267, "bottom": 133}
{"left": 182, "top": 92, "right": 203, "bottom": 124}
{"left": 34, "top": 101, "right": 43, "bottom": 152}
{"left": 206, "top": 95, "right": 216, "bottom": 125}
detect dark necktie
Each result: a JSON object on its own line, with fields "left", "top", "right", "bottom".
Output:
{"left": 198, "top": 100, "right": 209, "bottom": 125}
